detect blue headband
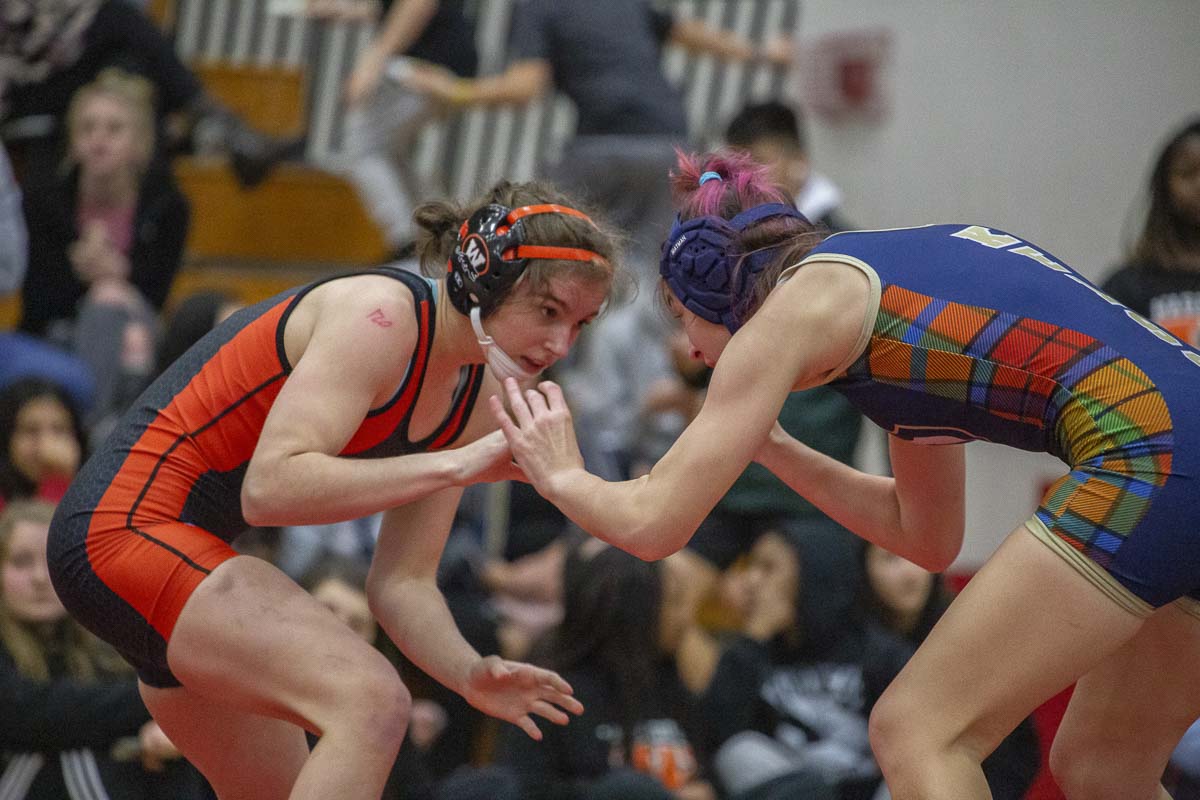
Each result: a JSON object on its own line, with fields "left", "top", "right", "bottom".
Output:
{"left": 659, "top": 203, "right": 809, "bottom": 332}
{"left": 699, "top": 171, "right": 722, "bottom": 185}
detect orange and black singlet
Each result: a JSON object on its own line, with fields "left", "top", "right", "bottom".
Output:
{"left": 47, "top": 268, "right": 484, "bottom": 686}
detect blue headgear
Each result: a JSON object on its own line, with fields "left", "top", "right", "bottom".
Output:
{"left": 659, "top": 201, "right": 809, "bottom": 332}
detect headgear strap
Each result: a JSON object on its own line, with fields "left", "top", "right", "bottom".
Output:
{"left": 659, "top": 203, "right": 808, "bottom": 332}
{"left": 447, "top": 203, "right": 607, "bottom": 316}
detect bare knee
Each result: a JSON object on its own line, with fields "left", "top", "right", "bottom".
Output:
{"left": 869, "top": 689, "right": 925, "bottom": 780}
{"left": 318, "top": 650, "right": 411, "bottom": 745}
{"left": 1049, "top": 732, "right": 1142, "bottom": 800}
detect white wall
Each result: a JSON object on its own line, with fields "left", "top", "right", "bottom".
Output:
{"left": 801, "top": 1, "right": 1200, "bottom": 568}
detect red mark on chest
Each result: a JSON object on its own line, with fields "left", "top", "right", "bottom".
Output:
{"left": 368, "top": 308, "right": 393, "bottom": 327}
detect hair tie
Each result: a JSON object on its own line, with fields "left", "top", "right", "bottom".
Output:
{"left": 699, "top": 171, "right": 722, "bottom": 185}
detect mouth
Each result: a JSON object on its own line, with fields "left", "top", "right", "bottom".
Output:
{"left": 521, "top": 356, "right": 547, "bottom": 372}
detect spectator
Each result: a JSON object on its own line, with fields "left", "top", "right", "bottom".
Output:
{"left": 19, "top": 68, "right": 186, "bottom": 438}
{"left": 0, "top": 499, "right": 207, "bottom": 798}
{"left": 485, "top": 536, "right": 715, "bottom": 800}
{"left": 701, "top": 526, "right": 909, "bottom": 800}
{"left": 857, "top": 544, "right": 1040, "bottom": 800}
{"left": 0, "top": 378, "right": 86, "bottom": 512}
{"left": 1102, "top": 116, "right": 1200, "bottom": 347}
{"left": 19, "top": 67, "right": 186, "bottom": 332}
{"left": 342, "top": 0, "right": 478, "bottom": 258}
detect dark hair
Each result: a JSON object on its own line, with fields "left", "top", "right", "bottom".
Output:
{"left": 669, "top": 149, "right": 828, "bottom": 324}
{"left": 532, "top": 539, "right": 662, "bottom": 750}
{"left": 156, "top": 290, "right": 240, "bottom": 376}
{"left": 725, "top": 101, "right": 807, "bottom": 153}
{"left": 0, "top": 378, "right": 88, "bottom": 502}
{"left": 1132, "top": 116, "right": 1200, "bottom": 270}
{"left": 413, "top": 180, "right": 629, "bottom": 313}
{"left": 856, "top": 542, "right": 950, "bottom": 646}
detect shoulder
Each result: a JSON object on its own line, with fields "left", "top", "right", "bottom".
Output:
{"left": 750, "top": 259, "right": 874, "bottom": 386}
{"left": 296, "top": 273, "right": 424, "bottom": 375}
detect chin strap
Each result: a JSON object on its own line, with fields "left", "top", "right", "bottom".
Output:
{"left": 470, "top": 307, "right": 538, "bottom": 382}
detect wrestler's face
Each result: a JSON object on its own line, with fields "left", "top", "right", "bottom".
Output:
{"left": 865, "top": 544, "right": 934, "bottom": 624}
{"left": 1, "top": 519, "right": 65, "bottom": 624}
{"left": 488, "top": 274, "right": 607, "bottom": 373}
{"left": 665, "top": 292, "right": 731, "bottom": 368}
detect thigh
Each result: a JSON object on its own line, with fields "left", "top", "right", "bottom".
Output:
{"left": 878, "top": 524, "right": 1146, "bottom": 757}
{"left": 1053, "top": 601, "right": 1200, "bottom": 793}
{"left": 164, "top": 555, "right": 399, "bottom": 731}
{"left": 140, "top": 681, "right": 309, "bottom": 800}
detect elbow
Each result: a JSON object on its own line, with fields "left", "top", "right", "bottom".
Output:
{"left": 623, "top": 522, "right": 694, "bottom": 563}
{"left": 241, "top": 467, "right": 283, "bottom": 526}
{"left": 911, "top": 523, "right": 963, "bottom": 573}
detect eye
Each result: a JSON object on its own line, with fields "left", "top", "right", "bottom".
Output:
{"left": 541, "top": 306, "right": 559, "bottom": 320}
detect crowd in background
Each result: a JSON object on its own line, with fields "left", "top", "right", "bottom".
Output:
{"left": 2, "top": 1, "right": 1198, "bottom": 798}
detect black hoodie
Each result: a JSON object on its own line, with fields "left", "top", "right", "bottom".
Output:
{"left": 701, "top": 521, "right": 912, "bottom": 800}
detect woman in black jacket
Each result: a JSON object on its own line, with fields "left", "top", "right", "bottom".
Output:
{"left": 18, "top": 67, "right": 188, "bottom": 436}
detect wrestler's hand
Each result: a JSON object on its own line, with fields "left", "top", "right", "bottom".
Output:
{"left": 461, "top": 655, "right": 583, "bottom": 740}
{"left": 452, "top": 430, "right": 524, "bottom": 486}
{"left": 488, "top": 378, "right": 585, "bottom": 496}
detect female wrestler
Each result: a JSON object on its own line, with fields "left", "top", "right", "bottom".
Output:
{"left": 495, "top": 150, "right": 1200, "bottom": 800}
{"left": 48, "top": 180, "right": 620, "bottom": 799}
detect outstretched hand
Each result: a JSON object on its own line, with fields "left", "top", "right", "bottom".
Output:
{"left": 462, "top": 655, "right": 584, "bottom": 740}
{"left": 488, "top": 378, "right": 585, "bottom": 495}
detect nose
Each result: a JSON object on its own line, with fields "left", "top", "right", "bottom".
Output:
{"left": 546, "top": 326, "right": 571, "bottom": 359}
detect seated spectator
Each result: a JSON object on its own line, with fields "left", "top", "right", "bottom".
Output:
{"left": 857, "top": 544, "right": 1040, "bottom": 800}
{"left": 0, "top": 499, "right": 208, "bottom": 798}
{"left": 1101, "top": 116, "right": 1200, "bottom": 347}
{"left": 701, "top": 525, "right": 910, "bottom": 800}
{"left": 18, "top": 68, "right": 187, "bottom": 437}
{"left": 0, "top": 379, "right": 86, "bottom": 512}
{"left": 476, "top": 537, "right": 715, "bottom": 800}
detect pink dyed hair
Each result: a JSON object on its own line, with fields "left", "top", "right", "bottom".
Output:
{"left": 670, "top": 148, "right": 793, "bottom": 221}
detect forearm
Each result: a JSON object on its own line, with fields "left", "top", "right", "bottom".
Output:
{"left": 370, "top": 578, "right": 479, "bottom": 695}
{"left": 373, "top": 0, "right": 438, "bottom": 56}
{"left": 757, "top": 434, "right": 958, "bottom": 570}
{"left": 243, "top": 449, "right": 462, "bottom": 526}
{"left": 543, "top": 469, "right": 697, "bottom": 561}
{"left": 670, "top": 18, "right": 759, "bottom": 61}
